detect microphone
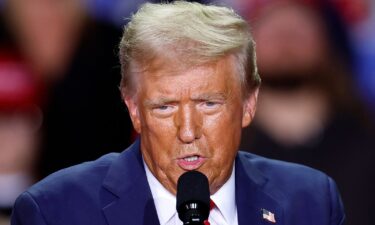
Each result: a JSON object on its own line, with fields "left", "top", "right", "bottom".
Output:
{"left": 176, "top": 171, "right": 210, "bottom": 225}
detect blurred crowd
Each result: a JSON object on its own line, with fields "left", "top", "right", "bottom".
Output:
{"left": 0, "top": 0, "right": 374, "bottom": 225}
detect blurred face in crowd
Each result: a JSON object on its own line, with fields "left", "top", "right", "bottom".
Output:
{"left": 5, "top": 0, "right": 86, "bottom": 77}
{"left": 0, "top": 111, "right": 41, "bottom": 173}
{"left": 124, "top": 55, "right": 258, "bottom": 194}
{"left": 253, "top": 3, "right": 328, "bottom": 79}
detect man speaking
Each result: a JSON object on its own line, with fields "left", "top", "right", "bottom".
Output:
{"left": 11, "top": 1, "right": 345, "bottom": 224}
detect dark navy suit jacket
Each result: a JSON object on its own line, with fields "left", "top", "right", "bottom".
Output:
{"left": 11, "top": 139, "right": 345, "bottom": 225}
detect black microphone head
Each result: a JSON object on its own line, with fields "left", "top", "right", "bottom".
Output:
{"left": 176, "top": 171, "right": 210, "bottom": 224}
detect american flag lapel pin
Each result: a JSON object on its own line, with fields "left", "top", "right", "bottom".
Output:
{"left": 261, "top": 208, "right": 276, "bottom": 223}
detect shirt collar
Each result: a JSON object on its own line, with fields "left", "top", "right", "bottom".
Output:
{"left": 144, "top": 161, "right": 176, "bottom": 225}
{"left": 210, "top": 165, "right": 237, "bottom": 224}
{"left": 144, "top": 160, "right": 236, "bottom": 225}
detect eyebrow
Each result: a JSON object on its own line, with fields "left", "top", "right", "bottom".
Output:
{"left": 191, "top": 92, "right": 228, "bottom": 101}
{"left": 143, "top": 92, "right": 228, "bottom": 107}
{"left": 143, "top": 97, "right": 178, "bottom": 107}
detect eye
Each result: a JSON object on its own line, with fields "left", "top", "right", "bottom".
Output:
{"left": 199, "top": 100, "right": 223, "bottom": 113}
{"left": 205, "top": 101, "right": 218, "bottom": 107}
{"left": 156, "top": 105, "right": 170, "bottom": 110}
{"left": 152, "top": 105, "right": 175, "bottom": 117}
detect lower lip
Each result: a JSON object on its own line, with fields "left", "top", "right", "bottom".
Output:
{"left": 177, "top": 157, "right": 206, "bottom": 170}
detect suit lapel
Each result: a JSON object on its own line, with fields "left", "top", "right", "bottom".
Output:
{"left": 236, "top": 152, "right": 284, "bottom": 225}
{"left": 100, "top": 141, "right": 285, "bottom": 225}
{"left": 101, "top": 139, "right": 160, "bottom": 225}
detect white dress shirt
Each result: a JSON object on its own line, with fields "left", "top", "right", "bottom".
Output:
{"left": 144, "top": 161, "right": 238, "bottom": 225}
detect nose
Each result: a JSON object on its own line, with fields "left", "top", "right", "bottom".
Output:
{"left": 176, "top": 104, "right": 202, "bottom": 143}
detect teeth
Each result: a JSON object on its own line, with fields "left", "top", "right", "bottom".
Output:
{"left": 184, "top": 156, "right": 199, "bottom": 162}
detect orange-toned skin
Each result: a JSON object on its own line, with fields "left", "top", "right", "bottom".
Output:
{"left": 124, "top": 56, "right": 258, "bottom": 195}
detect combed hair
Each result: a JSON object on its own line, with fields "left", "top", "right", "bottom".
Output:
{"left": 119, "top": 0, "right": 261, "bottom": 97}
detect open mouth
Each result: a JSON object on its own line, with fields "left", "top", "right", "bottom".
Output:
{"left": 183, "top": 155, "right": 199, "bottom": 162}
{"left": 177, "top": 155, "right": 205, "bottom": 170}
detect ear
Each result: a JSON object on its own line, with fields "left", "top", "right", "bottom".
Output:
{"left": 242, "top": 87, "right": 259, "bottom": 128}
{"left": 124, "top": 95, "right": 142, "bottom": 133}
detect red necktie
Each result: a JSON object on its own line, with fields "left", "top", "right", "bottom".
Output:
{"left": 203, "top": 200, "right": 216, "bottom": 225}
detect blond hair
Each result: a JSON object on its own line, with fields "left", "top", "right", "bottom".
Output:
{"left": 119, "top": 0, "right": 260, "bottom": 97}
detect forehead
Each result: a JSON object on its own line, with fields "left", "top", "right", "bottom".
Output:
{"left": 138, "top": 55, "right": 240, "bottom": 92}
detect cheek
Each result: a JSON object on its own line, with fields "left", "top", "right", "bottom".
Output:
{"left": 141, "top": 115, "right": 177, "bottom": 159}
{"left": 203, "top": 106, "right": 242, "bottom": 162}
{"left": 203, "top": 106, "right": 243, "bottom": 141}
{"left": 143, "top": 116, "right": 177, "bottom": 144}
